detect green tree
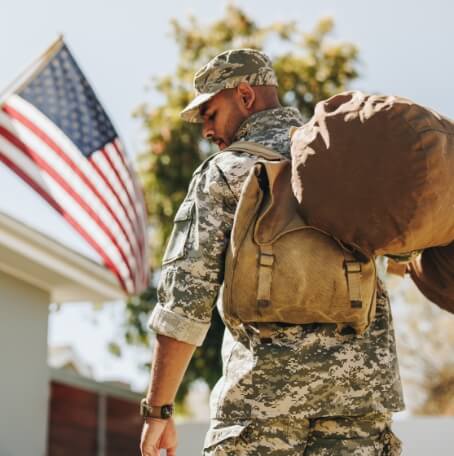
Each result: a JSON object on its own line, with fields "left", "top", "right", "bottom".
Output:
{"left": 128, "top": 5, "right": 360, "bottom": 404}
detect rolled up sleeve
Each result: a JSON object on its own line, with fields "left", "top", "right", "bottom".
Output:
{"left": 147, "top": 156, "right": 239, "bottom": 346}
{"left": 147, "top": 304, "right": 210, "bottom": 346}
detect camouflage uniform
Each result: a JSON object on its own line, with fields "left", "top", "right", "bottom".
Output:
{"left": 148, "top": 49, "right": 405, "bottom": 455}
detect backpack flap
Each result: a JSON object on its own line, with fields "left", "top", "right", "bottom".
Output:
{"left": 223, "top": 144, "right": 378, "bottom": 335}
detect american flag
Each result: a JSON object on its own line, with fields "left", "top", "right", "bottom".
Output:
{"left": 0, "top": 38, "right": 149, "bottom": 295}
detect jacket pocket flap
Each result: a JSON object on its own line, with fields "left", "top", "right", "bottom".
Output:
{"left": 174, "top": 200, "right": 194, "bottom": 222}
{"left": 203, "top": 422, "right": 251, "bottom": 449}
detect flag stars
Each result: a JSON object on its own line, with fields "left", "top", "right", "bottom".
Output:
{"left": 19, "top": 44, "right": 117, "bottom": 157}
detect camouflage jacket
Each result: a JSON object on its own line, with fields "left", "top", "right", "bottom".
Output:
{"left": 148, "top": 107, "right": 405, "bottom": 422}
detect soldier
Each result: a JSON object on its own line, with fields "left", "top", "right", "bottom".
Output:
{"left": 140, "top": 49, "right": 405, "bottom": 456}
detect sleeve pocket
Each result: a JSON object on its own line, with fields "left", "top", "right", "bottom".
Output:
{"left": 162, "top": 200, "right": 195, "bottom": 265}
{"left": 203, "top": 423, "right": 251, "bottom": 453}
{"left": 380, "top": 427, "right": 403, "bottom": 456}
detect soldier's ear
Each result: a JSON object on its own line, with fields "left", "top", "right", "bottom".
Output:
{"left": 237, "top": 83, "right": 256, "bottom": 110}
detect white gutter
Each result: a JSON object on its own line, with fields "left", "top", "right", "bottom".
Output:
{"left": 0, "top": 211, "right": 125, "bottom": 302}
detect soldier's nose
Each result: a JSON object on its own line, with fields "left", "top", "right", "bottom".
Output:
{"left": 203, "top": 126, "right": 214, "bottom": 140}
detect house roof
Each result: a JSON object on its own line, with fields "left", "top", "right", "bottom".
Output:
{"left": 0, "top": 211, "right": 125, "bottom": 302}
{"left": 48, "top": 344, "right": 93, "bottom": 378}
{"left": 49, "top": 366, "right": 141, "bottom": 402}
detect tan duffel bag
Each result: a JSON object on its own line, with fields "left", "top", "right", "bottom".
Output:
{"left": 291, "top": 91, "right": 454, "bottom": 257}
{"left": 223, "top": 142, "right": 377, "bottom": 335}
{"left": 409, "top": 242, "right": 454, "bottom": 314}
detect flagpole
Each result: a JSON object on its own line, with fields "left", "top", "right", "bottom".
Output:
{"left": 0, "top": 35, "right": 65, "bottom": 103}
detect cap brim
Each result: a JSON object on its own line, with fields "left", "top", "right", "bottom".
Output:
{"left": 180, "top": 92, "right": 218, "bottom": 123}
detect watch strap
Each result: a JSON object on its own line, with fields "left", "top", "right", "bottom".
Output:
{"left": 140, "top": 398, "right": 174, "bottom": 420}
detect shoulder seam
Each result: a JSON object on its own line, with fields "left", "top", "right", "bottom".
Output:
{"left": 214, "top": 163, "right": 238, "bottom": 204}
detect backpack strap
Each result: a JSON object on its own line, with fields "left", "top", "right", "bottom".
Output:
{"left": 192, "top": 141, "right": 283, "bottom": 177}
{"left": 256, "top": 243, "right": 274, "bottom": 314}
{"left": 344, "top": 260, "right": 364, "bottom": 309}
{"left": 225, "top": 141, "right": 285, "bottom": 161}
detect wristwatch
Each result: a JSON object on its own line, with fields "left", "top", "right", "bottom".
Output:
{"left": 140, "top": 398, "right": 174, "bottom": 420}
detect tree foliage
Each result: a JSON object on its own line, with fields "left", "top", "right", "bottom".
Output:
{"left": 128, "top": 5, "right": 360, "bottom": 402}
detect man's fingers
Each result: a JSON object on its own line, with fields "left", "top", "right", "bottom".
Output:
{"left": 140, "top": 440, "right": 161, "bottom": 456}
{"left": 141, "top": 448, "right": 159, "bottom": 456}
{"left": 139, "top": 450, "right": 157, "bottom": 456}
{"left": 167, "top": 447, "right": 177, "bottom": 456}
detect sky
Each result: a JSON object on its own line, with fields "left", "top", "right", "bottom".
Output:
{"left": 1, "top": 0, "right": 453, "bottom": 389}
{"left": 1, "top": 0, "right": 453, "bottom": 256}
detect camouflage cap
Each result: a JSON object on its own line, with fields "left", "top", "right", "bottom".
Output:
{"left": 180, "top": 48, "right": 278, "bottom": 123}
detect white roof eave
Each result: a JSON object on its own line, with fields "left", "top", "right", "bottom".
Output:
{"left": 0, "top": 212, "right": 125, "bottom": 302}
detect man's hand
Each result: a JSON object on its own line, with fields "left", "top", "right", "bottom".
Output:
{"left": 140, "top": 417, "right": 177, "bottom": 456}
{"left": 140, "top": 335, "right": 196, "bottom": 454}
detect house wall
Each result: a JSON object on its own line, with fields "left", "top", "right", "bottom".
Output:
{"left": 47, "top": 381, "right": 143, "bottom": 456}
{"left": 0, "top": 270, "right": 50, "bottom": 456}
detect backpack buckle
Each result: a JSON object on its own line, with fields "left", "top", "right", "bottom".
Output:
{"left": 259, "top": 253, "right": 274, "bottom": 267}
{"left": 344, "top": 260, "right": 363, "bottom": 308}
{"left": 344, "top": 260, "right": 362, "bottom": 273}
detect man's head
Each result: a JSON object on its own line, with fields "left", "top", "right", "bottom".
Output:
{"left": 181, "top": 49, "right": 281, "bottom": 149}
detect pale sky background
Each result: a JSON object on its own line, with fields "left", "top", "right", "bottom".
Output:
{"left": 1, "top": 0, "right": 453, "bottom": 391}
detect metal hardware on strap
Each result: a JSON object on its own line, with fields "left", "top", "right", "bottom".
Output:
{"left": 256, "top": 324, "right": 274, "bottom": 344}
{"left": 259, "top": 253, "right": 275, "bottom": 267}
{"left": 344, "top": 260, "right": 363, "bottom": 308}
{"left": 244, "top": 323, "right": 274, "bottom": 344}
{"left": 256, "top": 244, "right": 274, "bottom": 315}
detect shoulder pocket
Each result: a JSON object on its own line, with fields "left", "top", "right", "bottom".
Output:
{"left": 162, "top": 200, "right": 195, "bottom": 265}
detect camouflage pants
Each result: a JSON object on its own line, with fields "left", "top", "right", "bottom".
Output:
{"left": 202, "top": 412, "right": 402, "bottom": 455}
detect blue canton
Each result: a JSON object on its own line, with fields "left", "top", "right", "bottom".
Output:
{"left": 18, "top": 44, "right": 117, "bottom": 157}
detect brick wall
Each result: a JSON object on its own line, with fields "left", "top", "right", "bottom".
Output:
{"left": 47, "top": 376, "right": 143, "bottom": 456}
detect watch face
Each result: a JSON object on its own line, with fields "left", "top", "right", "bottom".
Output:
{"left": 161, "top": 405, "right": 173, "bottom": 419}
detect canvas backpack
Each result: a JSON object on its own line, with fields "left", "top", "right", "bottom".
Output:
{"left": 221, "top": 141, "right": 378, "bottom": 335}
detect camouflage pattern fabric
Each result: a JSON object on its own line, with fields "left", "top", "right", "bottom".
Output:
{"left": 181, "top": 49, "right": 278, "bottom": 123}
{"left": 203, "top": 412, "right": 402, "bottom": 455}
{"left": 147, "top": 106, "right": 405, "bottom": 452}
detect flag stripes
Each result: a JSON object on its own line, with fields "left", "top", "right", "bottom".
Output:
{"left": 2, "top": 102, "right": 143, "bottom": 280}
{"left": 0, "top": 130, "right": 129, "bottom": 292}
{"left": 0, "top": 93, "right": 147, "bottom": 294}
